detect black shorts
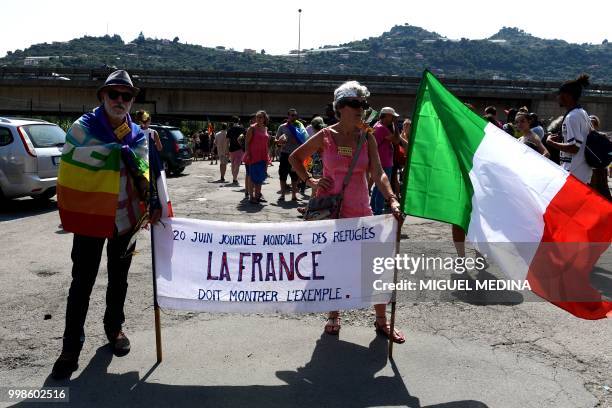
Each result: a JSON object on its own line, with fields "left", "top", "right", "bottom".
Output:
{"left": 279, "top": 152, "right": 298, "bottom": 183}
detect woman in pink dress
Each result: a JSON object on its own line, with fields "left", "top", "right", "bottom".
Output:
{"left": 244, "top": 111, "right": 270, "bottom": 204}
{"left": 289, "top": 81, "right": 405, "bottom": 344}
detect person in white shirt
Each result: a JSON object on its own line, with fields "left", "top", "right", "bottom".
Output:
{"left": 546, "top": 74, "right": 593, "bottom": 184}
{"left": 214, "top": 123, "right": 230, "bottom": 182}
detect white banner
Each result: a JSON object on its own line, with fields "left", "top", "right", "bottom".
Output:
{"left": 153, "top": 215, "right": 397, "bottom": 313}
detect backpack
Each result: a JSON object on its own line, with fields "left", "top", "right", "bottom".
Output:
{"left": 584, "top": 130, "right": 612, "bottom": 168}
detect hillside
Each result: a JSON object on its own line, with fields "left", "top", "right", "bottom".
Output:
{"left": 1, "top": 25, "right": 611, "bottom": 83}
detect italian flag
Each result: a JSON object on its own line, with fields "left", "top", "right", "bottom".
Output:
{"left": 403, "top": 71, "right": 612, "bottom": 319}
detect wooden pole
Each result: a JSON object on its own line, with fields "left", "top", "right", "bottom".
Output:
{"left": 149, "top": 157, "right": 163, "bottom": 363}
{"left": 150, "top": 224, "right": 163, "bottom": 363}
{"left": 388, "top": 218, "right": 402, "bottom": 360}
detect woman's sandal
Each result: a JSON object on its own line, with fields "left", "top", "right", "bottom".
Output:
{"left": 374, "top": 316, "right": 405, "bottom": 344}
{"left": 324, "top": 313, "right": 341, "bottom": 335}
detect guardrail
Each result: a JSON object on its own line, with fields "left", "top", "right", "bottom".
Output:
{"left": 2, "top": 67, "right": 611, "bottom": 97}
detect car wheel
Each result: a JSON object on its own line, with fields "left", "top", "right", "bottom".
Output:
{"left": 171, "top": 167, "right": 185, "bottom": 176}
{"left": 31, "top": 188, "right": 56, "bottom": 204}
{"left": 0, "top": 188, "right": 7, "bottom": 209}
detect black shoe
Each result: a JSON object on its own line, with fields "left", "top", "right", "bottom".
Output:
{"left": 51, "top": 351, "right": 79, "bottom": 380}
{"left": 106, "top": 329, "right": 131, "bottom": 356}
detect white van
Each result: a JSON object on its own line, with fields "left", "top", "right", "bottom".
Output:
{"left": 0, "top": 117, "right": 66, "bottom": 201}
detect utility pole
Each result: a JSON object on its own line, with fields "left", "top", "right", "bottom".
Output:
{"left": 297, "top": 9, "right": 302, "bottom": 73}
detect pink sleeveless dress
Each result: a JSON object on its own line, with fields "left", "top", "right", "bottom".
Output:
{"left": 244, "top": 125, "right": 269, "bottom": 164}
{"left": 317, "top": 128, "right": 372, "bottom": 218}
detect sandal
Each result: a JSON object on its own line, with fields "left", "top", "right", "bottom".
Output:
{"left": 324, "top": 313, "right": 341, "bottom": 336}
{"left": 257, "top": 194, "right": 267, "bottom": 203}
{"left": 374, "top": 316, "right": 405, "bottom": 344}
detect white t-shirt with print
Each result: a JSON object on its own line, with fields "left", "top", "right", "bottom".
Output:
{"left": 560, "top": 108, "right": 592, "bottom": 183}
{"left": 214, "top": 130, "right": 228, "bottom": 155}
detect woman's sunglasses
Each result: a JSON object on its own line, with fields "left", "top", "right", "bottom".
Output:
{"left": 107, "top": 90, "right": 134, "bottom": 101}
{"left": 338, "top": 99, "right": 370, "bottom": 110}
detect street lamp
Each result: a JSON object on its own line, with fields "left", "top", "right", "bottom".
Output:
{"left": 297, "top": 9, "right": 302, "bottom": 73}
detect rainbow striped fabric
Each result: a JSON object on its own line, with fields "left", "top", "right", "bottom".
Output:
{"left": 57, "top": 107, "right": 148, "bottom": 238}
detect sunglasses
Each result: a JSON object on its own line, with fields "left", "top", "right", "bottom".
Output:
{"left": 107, "top": 90, "right": 134, "bottom": 101}
{"left": 338, "top": 99, "right": 370, "bottom": 110}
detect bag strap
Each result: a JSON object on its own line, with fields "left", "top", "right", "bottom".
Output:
{"left": 339, "top": 132, "right": 366, "bottom": 198}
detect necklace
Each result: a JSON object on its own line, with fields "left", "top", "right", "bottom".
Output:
{"left": 334, "top": 125, "right": 360, "bottom": 157}
{"left": 337, "top": 145, "right": 353, "bottom": 157}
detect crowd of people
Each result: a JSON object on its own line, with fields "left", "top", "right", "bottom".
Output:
{"left": 203, "top": 75, "right": 612, "bottom": 214}
{"left": 49, "top": 69, "right": 610, "bottom": 380}
{"left": 200, "top": 103, "right": 414, "bottom": 212}
{"left": 480, "top": 74, "right": 611, "bottom": 200}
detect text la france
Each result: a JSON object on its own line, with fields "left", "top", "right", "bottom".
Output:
{"left": 206, "top": 251, "right": 324, "bottom": 281}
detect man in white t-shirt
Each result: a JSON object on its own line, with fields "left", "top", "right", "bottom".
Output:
{"left": 214, "top": 123, "right": 229, "bottom": 182}
{"left": 546, "top": 75, "right": 593, "bottom": 184}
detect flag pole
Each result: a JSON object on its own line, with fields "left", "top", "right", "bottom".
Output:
{"left": 388, "top": 220, "right": 401, "bottom": 360}
{"left": 387, "top": 94, "right": 417, "bottom": 361}
{"left": 149, "top": 157, "right": 163, "bottom": 363}
{"left": 150, "top": 224, "right": 163, "bottom": 362}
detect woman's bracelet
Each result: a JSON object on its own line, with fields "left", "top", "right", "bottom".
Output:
{"left": 386, "top": 194, "right": 399, "bottom": 203}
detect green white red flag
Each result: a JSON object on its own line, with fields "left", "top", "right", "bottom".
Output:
{"left": 402, "top": 71, "right": 612, "bottom": 319}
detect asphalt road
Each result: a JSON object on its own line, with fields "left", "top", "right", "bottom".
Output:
{"left": 0, "top": 160, "right": 610, "bottom": 407}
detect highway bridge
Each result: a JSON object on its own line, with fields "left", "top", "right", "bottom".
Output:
{"left": 1, "top": 67, "right": 611, "bottom": 125}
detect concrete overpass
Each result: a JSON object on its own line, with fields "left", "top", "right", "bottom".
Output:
{"left": 1, "top": 67, "right": 611, "bottom": 126}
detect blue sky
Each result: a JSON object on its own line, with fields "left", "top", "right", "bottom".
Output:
{"left": 2, "top": 0, "right": 610, "bottom": 57}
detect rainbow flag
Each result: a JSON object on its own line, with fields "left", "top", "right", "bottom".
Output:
{"left": 57, "top": 107, "right": 148, "bottom": 238}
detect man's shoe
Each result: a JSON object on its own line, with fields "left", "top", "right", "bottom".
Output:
{"left": 51, "top": 351, "right": 79, "bottom": 380}
{"left": 106, "top": 329, "right": 131, "bottom": 356}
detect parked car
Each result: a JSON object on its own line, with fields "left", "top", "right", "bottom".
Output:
{"left": 0, "top": 117, "right": 65, "bottom": 202}
{"left": 149, "top": 124, "right": 192, "bottom": 175}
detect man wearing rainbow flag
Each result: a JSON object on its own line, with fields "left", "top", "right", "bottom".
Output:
{"left": 51, "top": 70, "right": 161, "bottom": 380}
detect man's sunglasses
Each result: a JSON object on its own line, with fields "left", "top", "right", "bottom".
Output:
{"left": 107, "top": 90, "right": 134, "bottom": 101}
{"left": 338, "top": 99, "right": 370, "bottom": 110}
